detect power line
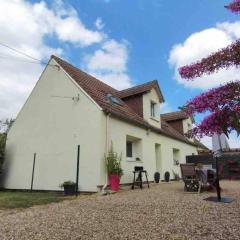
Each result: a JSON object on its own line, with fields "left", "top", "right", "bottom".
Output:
{"left": 0, "top": 54, "right": 44, "bottom": 65}
{"left": 0, "top": 42, "right": 42, "bottom": 62}
{"left": 0, "top": 41, "right": 59, "bottom": 69}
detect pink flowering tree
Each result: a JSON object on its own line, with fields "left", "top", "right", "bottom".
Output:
{"left": 179, "top": 1, "right": 240, "bottom": 138}
{"left": 225, "top": 0, "right": 240, "bottom": 13}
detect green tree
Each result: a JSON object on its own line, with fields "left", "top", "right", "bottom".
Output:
{"left": 0, "top": 119, "right": 14, "bottom": 172}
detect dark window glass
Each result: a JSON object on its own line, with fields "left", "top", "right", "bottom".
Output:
{"left": 126, "top": 141, "right": 133, "bottom": 157}
{"left": 151, "top": 102, "right": 156, "bottom": 117}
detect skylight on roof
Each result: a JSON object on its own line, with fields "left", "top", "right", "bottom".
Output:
{"left": 107, "top": 94, "right": 121, "bottom": 105}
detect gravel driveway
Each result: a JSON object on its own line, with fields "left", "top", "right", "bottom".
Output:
{"left": 0, "top": 181, "right": 240, "bottom": 240}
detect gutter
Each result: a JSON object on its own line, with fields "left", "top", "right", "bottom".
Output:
{"left": 102, "top": 113, "right": 111, "bottom": 194}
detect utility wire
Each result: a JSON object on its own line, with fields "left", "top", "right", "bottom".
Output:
{"left": 0, "top": 54, "right": 44, "bottom": 64}
{"left": 0, "top": 41, "right": 59, "bottom": 69}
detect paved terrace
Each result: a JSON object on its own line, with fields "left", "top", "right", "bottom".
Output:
{"left": 0, "top": 181, "right": 240, "bottom": 240}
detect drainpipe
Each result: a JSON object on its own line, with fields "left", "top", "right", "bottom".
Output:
{"left": 102, "top": 112, "right": 111, "bottom": 194}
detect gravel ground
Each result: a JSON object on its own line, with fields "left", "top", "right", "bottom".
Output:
{"left": 0, "top": 181, "right": 240, "bottom": 240}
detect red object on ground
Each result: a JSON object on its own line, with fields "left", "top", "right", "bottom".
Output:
{"left": 109, "top": 175, "right": 120, "bottom": 192}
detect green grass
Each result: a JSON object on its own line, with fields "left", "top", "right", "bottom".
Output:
{"left": 0, "top": 192, "right": 69, "bottom": 209}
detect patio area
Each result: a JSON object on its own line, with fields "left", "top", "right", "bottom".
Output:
{"left": 0, "top": 181, "right": 240, "bottom": 240}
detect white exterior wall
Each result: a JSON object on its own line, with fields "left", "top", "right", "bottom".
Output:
{"left": 2, "top": 58, "right": 198, "bottom": 192}
{"left": 2, "top": 59, "right": 106, "bottom": 192}
{"left": 102, "top": 117, "right": 197, "bottom": 184}
{"left": 142, "top": 89, "right": 161, "bottom": 128}
{"left": 183, "top": 118, "right": 193, "bottom": 134}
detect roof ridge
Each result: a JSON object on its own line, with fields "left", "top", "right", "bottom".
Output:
{"left": 118, "top": 79, "right": 164, "bottom": 102}
{"left": 161, "top": 110, "right": 185, "bottom": 116}
{"left": 119, "top": 80, "right": 157, "bottom": 93}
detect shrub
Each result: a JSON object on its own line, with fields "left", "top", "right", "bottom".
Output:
{"left": 60, "top": 181, "right": 76, "bottom": 188}
{"left": 105, "top": 144, "right": 123, "bottom": 177}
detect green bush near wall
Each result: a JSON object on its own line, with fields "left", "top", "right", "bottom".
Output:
{"left": 0, "top": 133, "right": 6, "bottom": 173}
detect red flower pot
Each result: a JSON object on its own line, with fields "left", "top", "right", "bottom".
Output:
{"left": 109, "top": 175, "right": 120, "bottom": 192}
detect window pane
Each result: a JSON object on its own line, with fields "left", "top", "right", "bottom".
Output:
{"left": 151, "top": 102, "right": 155, "bottom": 117}
{"left": 126, "top": 141, "right": 133, "bottom": 157}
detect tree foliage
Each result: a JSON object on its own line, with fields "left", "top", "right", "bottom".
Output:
{"left": 178, "top": 1, "right": 240, "bottom": 138}
{"left": 179, "top": 40, "right": 240, "bottom": 79}
{"left": 184, "top": 82, "right": 240, "bottom": 138}
{"left": 225, "top": 0, "right": 240, "bottom": 13}
{"left": 0, "top": 119, "right": 14, "bottom": 172}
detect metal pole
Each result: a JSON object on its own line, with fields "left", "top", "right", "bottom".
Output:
{"left": 30, "top": 153, "right": 36, "bottom": 192}
{"left": 215, "top": 156, "right": 221, "bottom": 201}
{"left": 76, "top": 145, "right": 80, "bottom": 196}
{"left": 215, "top": 134, "right": 222, "bottom": 201}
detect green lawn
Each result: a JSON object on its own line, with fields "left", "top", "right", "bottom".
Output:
{"left": 0, "top": 191, "right": 69, "bottom": 209}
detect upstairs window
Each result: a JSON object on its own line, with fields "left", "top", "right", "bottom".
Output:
{"left": 151, "top": 101, "right": 156, "bottom": 118}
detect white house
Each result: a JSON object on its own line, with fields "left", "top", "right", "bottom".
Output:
{"left": 1, "top": 55, "right": 201, "bottom": 192}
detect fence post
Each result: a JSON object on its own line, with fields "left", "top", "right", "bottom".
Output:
{"left": 30, "top": 153, "right": 36, "bottom": 192}
{"left": 76, "top": 145, "right": 80, "bottom": 196}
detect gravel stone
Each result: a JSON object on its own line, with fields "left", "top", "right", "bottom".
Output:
{"left": 0, "top": 181, "right": 240, "bottom": 240}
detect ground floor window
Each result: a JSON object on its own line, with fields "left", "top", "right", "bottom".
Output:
{"left": 126, "top": 135, "right": 142, "bottom": 162}
{"left": 126, "top": 141, "right": 133, "bottom": 158}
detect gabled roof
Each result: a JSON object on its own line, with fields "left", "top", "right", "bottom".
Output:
{"left": 118, "top": 80, "right": 164, "bottom": 102}
{"left": 161, "top": 111, "right": 189, "bottom": 122}
{"left": 51, "top": 55, "right": 197, "bottom": 147}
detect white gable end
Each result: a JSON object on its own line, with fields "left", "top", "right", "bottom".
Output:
{"left": 2, "top": 59, "right": 106, "bottom": 191}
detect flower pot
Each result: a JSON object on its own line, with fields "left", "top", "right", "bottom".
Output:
{"left": 63, "top": 184, "right": 76, "bottom": 195}
{"left": 109, "top": 175, "right": 120, "bottom": 192}
{"left": 154, "top": 172, "right": 160, "bottom": 183}
{"left": 164, "top": 171, "right": 170, "bottom": 182}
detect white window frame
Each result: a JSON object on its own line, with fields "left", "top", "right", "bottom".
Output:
{"left": 150, "top": 101, "right": 156, "bottom": 118}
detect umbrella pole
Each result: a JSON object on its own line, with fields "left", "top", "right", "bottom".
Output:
{"left": 215, "top": 156, "right": 221, "bottom": 201}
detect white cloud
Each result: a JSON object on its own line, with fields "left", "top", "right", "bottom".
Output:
{"left": 169, "top": 21, "right": 240, "bottom": 89}
{"left": 55, "top": 16, "right": 105, "bottom": 46}
{"left": 83, "top": 39, "right": 132, "bottom": 90}
{"left": 160, "top": 102, "right": 173, "bottom": 114}
{"left": 200, "top": 132, "right": 240, "bottom": 150}
{"left": 0, "top": 0, "right": 106, "bottom": 119}
{"left": 95, "top": 17, "right": 105, "bottom": 30}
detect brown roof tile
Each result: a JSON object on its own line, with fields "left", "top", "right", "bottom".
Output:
{"left": 118, "top": 80, "right": 164, "bottom": 102}
{"left": 52, "top": 55, "right": 197, "bottom": 147}
{"left": 161, "top": 111, "right": 189, "bottom": 122}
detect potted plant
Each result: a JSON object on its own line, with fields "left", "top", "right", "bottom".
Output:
{"left": 164, "top": 171, "right": 170, "bottom": 182}
{"left": 154, "top": 172, "right": 160, "bottom": 183}
{"left": 60, "top": 181, "right": 76, "bottom": 195}
{"left": 105, "top": 145, "right": 123, "bottom": 192}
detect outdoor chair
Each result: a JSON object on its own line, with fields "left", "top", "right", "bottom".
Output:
{"left": 180, "top": 164, "right": 202, "bottom": 193}
{"left": 131, "top": 166, "right": 150, "bottom": 189}
{"left": 227, "top": 160, "right": 240, "bottom": 180}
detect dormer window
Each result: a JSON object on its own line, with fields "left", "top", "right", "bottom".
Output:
{"left": 150, "top": 101, "right": 156, "bottom": 118}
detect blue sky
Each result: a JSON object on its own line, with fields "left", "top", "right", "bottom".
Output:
{"left": 0, "top": 0, "right": 239, "bottom": 147}
{"left": 41, "top": 0, "right": 238, "bottom": 111}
